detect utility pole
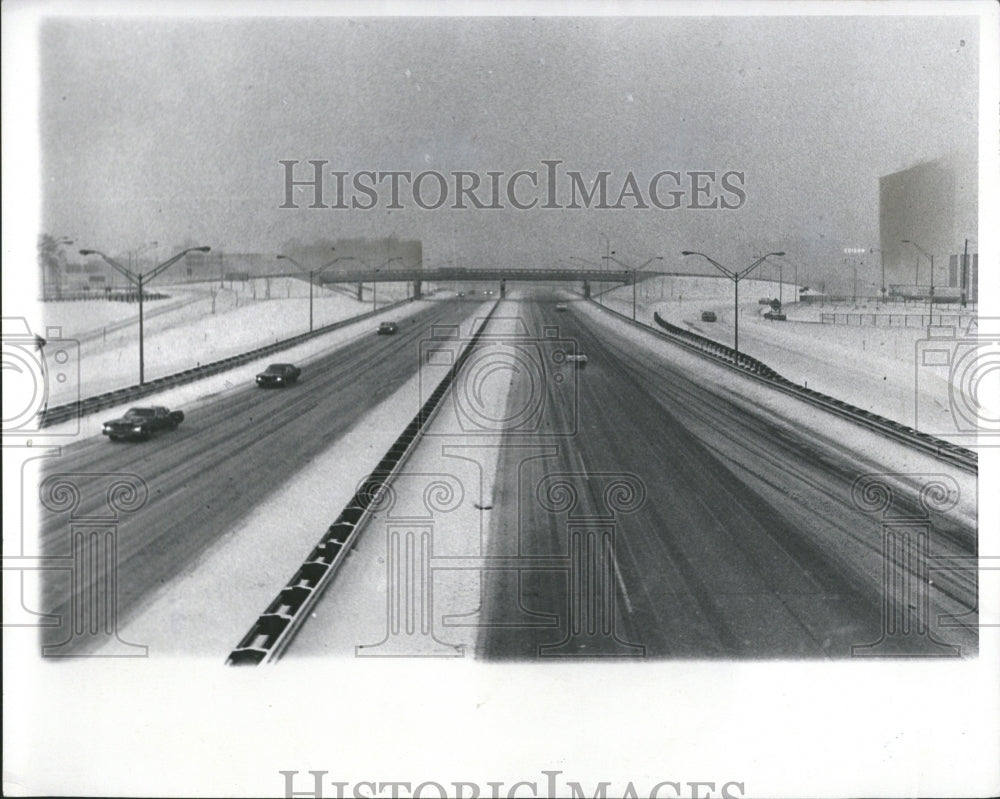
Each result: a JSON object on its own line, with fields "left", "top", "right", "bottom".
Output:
{"left": 137, "top": 273, "right": 144, "bottom": 383}
{"left": 961, "top": 238, "right": 969, "bottom": 308}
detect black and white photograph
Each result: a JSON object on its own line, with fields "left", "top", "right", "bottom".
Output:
{"left": 3, "top": 1, "right": 998, "bottom": 796}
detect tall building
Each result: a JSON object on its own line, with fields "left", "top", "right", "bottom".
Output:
{"left": 879, "top": 154, "right": 977, "bottom": 301}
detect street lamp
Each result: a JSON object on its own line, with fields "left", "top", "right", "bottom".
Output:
{"left": 606, "top": 255, "right": 664, "bottom": 320}
{"left": 902, "top": 239, "right": 934, "bottom": 303}
{"left": 277, "top": 249, "right": 354, "bottom": 332}
{"left": 598, "top": 235, "right": 615, "bottom": 306}
{"left": 867, "top": 247, "right": 886, "bottom": 305}
{"left": 80, "top": 245, "right": 211, "bottom": 384}
{"left": 960, "top": 236, "right": 977, "bottom": 308}
{"left": 681, "top": 250, "right": 785, "bottom": 356}
{"left": 777, "top": 256, "right": 803, "bottom": 306}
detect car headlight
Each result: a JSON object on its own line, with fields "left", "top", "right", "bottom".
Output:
{"left": 133, "top": 426, "right": 143, "bottom": 433}
{"left": 276, "top": 377, "right": 282, "bottom": 382}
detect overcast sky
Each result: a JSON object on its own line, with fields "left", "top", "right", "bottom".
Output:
{"left": 38, "top": 12, "right": 979, "bottom": 290}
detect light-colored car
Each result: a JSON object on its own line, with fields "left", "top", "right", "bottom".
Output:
{"left": 566, "top": 353, "right": 588, "bottom": 368}
{"left": 556, "top": 303, "right": 568, "bottom": 312}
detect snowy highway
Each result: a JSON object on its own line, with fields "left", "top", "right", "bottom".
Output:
{"left": 32, "top": 292, "right": 978, "bottom": 660}
{"left": 278, "top": 292, "right": 978, "bottom": 660}
{"left": 34, "top": 297, "right": 487, "bottom": 655}
{"left": 476, "top": 297, "right": 977, "bottom": 658}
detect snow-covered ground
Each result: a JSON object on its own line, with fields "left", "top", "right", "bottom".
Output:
{"left": 39, "top": 295, "right": 435, "bottom": 446}
{"left": 38, "top": 276, "right": 414, "bottom": 405}
{"left": 598, "top": 274, "right": 983, "bottom": 444}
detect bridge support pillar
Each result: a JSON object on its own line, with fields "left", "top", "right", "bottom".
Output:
{"left": 500, "top": 279, "right": 506, "bottom": 298}
{"left": 583, "top": 281, "right": 591, "bottom": 299}
{"left": 413, "top": 279, "right": 422, "bottom": 299}
{"left": 357, "top": 282, "right": 364, "bottom": 302}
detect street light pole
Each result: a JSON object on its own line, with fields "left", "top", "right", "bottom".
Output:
{"left": 681, "top": 250, "right": 785, "bottom": 356}
{"left": 902, "top": 239, "right": 935, "bottom": 304}
{"left": 599, "top": 234, "right": 614, "bottom": 306}
{"left": 309, "top": 270, "right": 315, "bottom": 331}
{"left": 778, "top": 256, "right": 801, "bottom": 305}
{"left": 80, "top": 245, "right": 211, "bottom": 384}
{"left": 138, "top": 272, "right": 144, "bottom": 383}
{"left": 606, "top": 255, "right": 663, "bottom": 320}
{"left": 870, "top": 247, "right": 885, "bottom": 304}
{"left": 277, "top": 249, "right": 354, "bottom": 332}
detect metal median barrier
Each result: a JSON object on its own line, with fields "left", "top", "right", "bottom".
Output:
{"left": 226, "top": 300, "right": 501, "bottom": 664}
{"left": 593, "top": 303, "right": 976, "bottom": 473}
{"left": 39, "top": 299, "right": 413, "bottom": 427}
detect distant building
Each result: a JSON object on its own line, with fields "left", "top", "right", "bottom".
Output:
{"left": 183, "top": 238, "right": 423, "bottom": 283}
{"left": 879, "top": 155, "right": 977, "bottom": 302}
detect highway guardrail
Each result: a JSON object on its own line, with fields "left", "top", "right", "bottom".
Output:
{"left": 226, "top": 300, "right": 502, "bottom": 664}
{"left": 592, "top": 302, "right": 976, "bottom": 473}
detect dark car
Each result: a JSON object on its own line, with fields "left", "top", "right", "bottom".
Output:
{"left": 256, "top": 363, "right": 301, "bottom": 387}
{"left": 103, "top": 406, "right": 184, "bottom": 441}
{"left": 377, "top": 321, "right": 399, "bottom": 335}
{"left": 700, "top": 311, "right": 718, "bottom": 322}
{"left": 763, "top": 311, "right": 787, "bottom": 321}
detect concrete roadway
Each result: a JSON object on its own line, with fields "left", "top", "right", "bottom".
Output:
{"left": 35, "top": 298, "right": 479, "bottom": 655}
{"left": 477, "top": 297, "right": 977, "bottom": 659}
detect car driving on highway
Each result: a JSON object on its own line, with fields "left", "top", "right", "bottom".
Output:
{"left": 556, "top": 303, "right": 568, "bottom": 311}
{"left": 102, "top": 406, "right": 184, "bottom": 441}
{"left": 700, "top": 311, "right": 718, "bottom": 322}
{"left": 256, "top": 363, "right": 301, "bottom": 387}
{"left": 377, "top": 321, "right": 399, "bottom": 335}
{"left": 566, "top": 353, "right": 588, "bottom": 368}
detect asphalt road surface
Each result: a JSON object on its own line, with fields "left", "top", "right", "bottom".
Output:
{"left": 36, "top": 298, "right": 480, "bottom": 655}
{"left": 477, "top": 297, "right": 978, "bottom": 659}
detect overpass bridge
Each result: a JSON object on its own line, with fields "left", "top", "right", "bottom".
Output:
{"left": 209, "top": 266, "right": 633, "bottom": 299}
{"left": 313, "top": 267, "right": 633, "bottom": 299}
